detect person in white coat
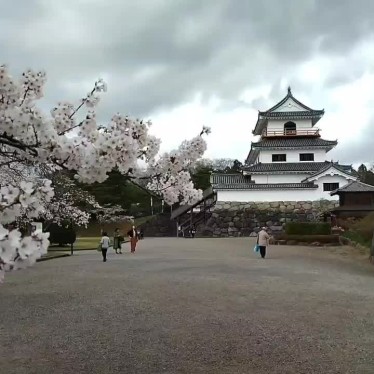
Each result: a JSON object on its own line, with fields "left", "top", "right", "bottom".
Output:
{"left": 257, "top": 227, "right": 270, "bottom": 259}
{"left": 100, "top": 232, "right": 111, "bottom": 262}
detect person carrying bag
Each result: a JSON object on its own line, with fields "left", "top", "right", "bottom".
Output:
{"left": 256, "top": 227, "right": 270, "bottom": 259}
{"left": 253, "top": 234, "right": 260, "bottom": 253}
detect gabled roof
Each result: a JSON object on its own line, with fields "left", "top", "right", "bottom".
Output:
{"left": 260, "top": 87, "right": 323, "bottom": 114}
{"left": 302, "top": 162, "right": 357, "bottom": 182}
{"left": 251, "top": 137, "right": 337, "bottom": 150}
{"left": 330, "top": 180, "right": 374, "bottom": 196}
{"left": 170, "top": 187, "right": 214, "bottom": 220}
{"left": 253, "top": 87, "right": 324, "bottom": 135}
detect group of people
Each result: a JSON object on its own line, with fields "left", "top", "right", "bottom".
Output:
{"left": 99, "top": 225, "right": 143, "bottom": 262}
{"left": 178, "top": 225, "right": 196, "bottom": 238}
{"left": 100, "top": 225, "right": 271, "bottom": 262}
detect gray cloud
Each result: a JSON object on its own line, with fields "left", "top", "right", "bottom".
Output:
{"left": 1, "top": 0, "right": 374, "bottom": 162}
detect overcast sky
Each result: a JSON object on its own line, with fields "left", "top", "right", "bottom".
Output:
{"left": 2, "top": 0, "right": 374, "bottom": 166}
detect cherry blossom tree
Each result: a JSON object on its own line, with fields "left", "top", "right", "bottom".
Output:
{"left": 92, "top": 204, "right": 134, "bottom": 224}
{"left": 0, "top": 65, "right": 209, "bottom": 281}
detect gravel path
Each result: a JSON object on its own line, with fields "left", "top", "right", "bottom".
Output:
{"left": 1, "top": 238, "right": 374, "bottom": 374}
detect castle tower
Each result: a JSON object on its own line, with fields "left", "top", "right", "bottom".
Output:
{"left": 211, "top": 88, "right": 357, "bottom": 202}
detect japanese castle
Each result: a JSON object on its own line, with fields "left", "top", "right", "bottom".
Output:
{"left": 210, "top": 87, "right": 357, "bottom": 202}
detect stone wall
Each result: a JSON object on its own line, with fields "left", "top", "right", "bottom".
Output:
{"left": 139, "top": 213, "right": 176, "bottom": 237}
{"left": 197, "top": 200, "right": 339, "bottom": 237}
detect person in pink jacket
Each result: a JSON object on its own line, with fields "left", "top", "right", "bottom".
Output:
{"left": 257, "top": 227, "right": 270, "bottom": 258}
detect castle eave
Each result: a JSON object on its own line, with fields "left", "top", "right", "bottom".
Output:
{"left": 212, "top": 182, "right": 318, "bottom": 191}
{"left": 251, "top": 137, "right": 338, "bottom": 151}
{"left": 242, "top": 162, "right": 334, "bottom": 174}
{"left": 252, "top": 88, "right": 324, "bottom": 135}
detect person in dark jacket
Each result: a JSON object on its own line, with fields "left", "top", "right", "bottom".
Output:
{"left": 113, "top": 228, "right": 122, "bottom": 254}
{"left": 190, "top": 226, "right": 196, "bottom": 238}
{"left": 127, "top": 225, "right": 139, "bottom": 253}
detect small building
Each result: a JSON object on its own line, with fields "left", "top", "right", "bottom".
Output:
{"left": 211, "top": 87, "right": 357, "bottom": 202}
{"left": 330, "top": 180, "right": 374, "bottom": 218}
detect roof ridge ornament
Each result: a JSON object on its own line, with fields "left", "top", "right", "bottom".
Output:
{"left": 287, "top": 86, "right": 292, "bottom": 95}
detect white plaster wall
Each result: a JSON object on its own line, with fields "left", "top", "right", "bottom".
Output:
{"left": 273, "top": 98, "right": 307, "bottom": 112}
{"left": 216, "top": 174, "right": 353, "bottom": 202}
{"left": 216, "top": 189, "right": 337, "bottom": 202}
{"left": 258, "top": 149, "right": 327, "bottom": 163}
{"left": 252, "top": 174, "right": 309, "bottom": 183}
{"left": 314, "top": 174, "right": 354, "bottom": 195}
{"left": 267, "top": 119, "right": 313, "bottom": 131}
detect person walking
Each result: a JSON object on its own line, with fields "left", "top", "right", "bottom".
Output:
{"left": 127, "top": 225, "right": 139, "bottom": 253}
{"left": 190, "top": 225, "right": 196, "bottom": 238}
{"left": 100, "top": 232, "right": 111, "bottom": 262}
{"left": 257, "top": 227, "right": 270, "bottom": 259}
{"left": 113, "top": 228, "right": 122, "bottom": 254}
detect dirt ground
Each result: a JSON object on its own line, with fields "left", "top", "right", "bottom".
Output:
{"left": 1, "top": 238, "right": 373, "bottom": 374}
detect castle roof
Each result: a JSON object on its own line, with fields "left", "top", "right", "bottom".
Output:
{"left": 210, "top": 173, "right": 318, "bottom": 190}
{"left": 245, "top": 137, "right": 338, "bottom": 164}
{"left": 301, "top": 162, "right": 357, "bottom": 182}
{"left": 251, "top": 137, "right": 337, "bottom": 149}
{"left": 242, "top": 161, "right": 354, "bottom": 175}
{"left": 330, "top": 180, "right": 374, "bottom": 195}
{"left": 253, "top": 87, "right": 324, "bottom": 135}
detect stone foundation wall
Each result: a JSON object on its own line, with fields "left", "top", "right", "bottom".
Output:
{"left": 197, "top": 200, "right": 339, "bottom": 237}
{"left": 140, "top": 213, "right": 176, "bottom": 237}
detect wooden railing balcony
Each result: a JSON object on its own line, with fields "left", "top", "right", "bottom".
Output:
{"left": 262, "top": 129, "right": 320, "bottom": 137}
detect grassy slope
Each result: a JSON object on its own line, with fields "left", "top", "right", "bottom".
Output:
{"left": 50, "top": 216, "right": 154, "bottom": 251}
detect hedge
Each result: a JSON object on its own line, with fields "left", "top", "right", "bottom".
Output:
{"left": 285, "top": 222, "right": 331, "bottom": 235}
{"left": 275, "top": 234, "right": 339, "bottom": 244}
{"left": 47, "top": 224, "right": 76, "bottom": 246}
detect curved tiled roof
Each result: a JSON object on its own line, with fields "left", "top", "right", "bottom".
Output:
{"left": 211, "top": 174, "right": 318, "bottom": 191}
{"left": 251, "top": 138, "right": 337, "bottom": 149}
{"left": 210, "top": 173, "right": 318, "bottom": 190}
{"left": 242, "top": 162, "right": 355, "bottom": 175}
{"left": 261, "top": 87, "right": 322, "bottom": 113}
{"left": 253, "top": 88, "right": 324, "bottom": 135}
{"left": 210, "top": 173, "right": 250, "bottom": 185}
{"left": 258, "top": 111, "right": 324, "bottom": 118}
{"left": 330, "top": 180, "right": 374, "bottom": 195}
{"left": 301, "top": 163, "right": 356, "bottom": 181}
{"left": 213, "top": 182, "right": 318, "bottom": 190}
{"left": 242, "top": 162, "right": 328, "bottom": 173}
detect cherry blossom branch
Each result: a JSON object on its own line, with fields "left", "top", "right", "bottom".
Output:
{"left": 0, "top": 65, "right": 209, "bottom": 282}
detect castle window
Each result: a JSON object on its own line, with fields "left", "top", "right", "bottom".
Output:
{"left": 300, "top": 153, "right": 314, "bottom": 161}
{"left": 272, "top": 154, "right": 286, "bottom": 162}
{"left": 323, "top": 183, "right": 339, "bottom": 192}
{"left": 284, "top": 121, "right": 296, "bottom": 135}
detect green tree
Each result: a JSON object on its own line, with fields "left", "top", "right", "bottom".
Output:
{"left": 357, "top": 164, "right": 374, "bottom": 186}
{"left": 358, "top": 164, "right": 368, "bottom": 182}
{"left": 191, "top": 163, "right": 212, "bottom": 190}
{"left": 81, "top": 171, "right": 162, "bottom": 216}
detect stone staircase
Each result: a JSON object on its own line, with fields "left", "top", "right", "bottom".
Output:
{"left": 139, "top": 213, "right": 176, "bottom": 237}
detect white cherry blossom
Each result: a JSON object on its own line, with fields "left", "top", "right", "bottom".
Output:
{"left": 0, "top": 65, "right": 209, "bottom": 281}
